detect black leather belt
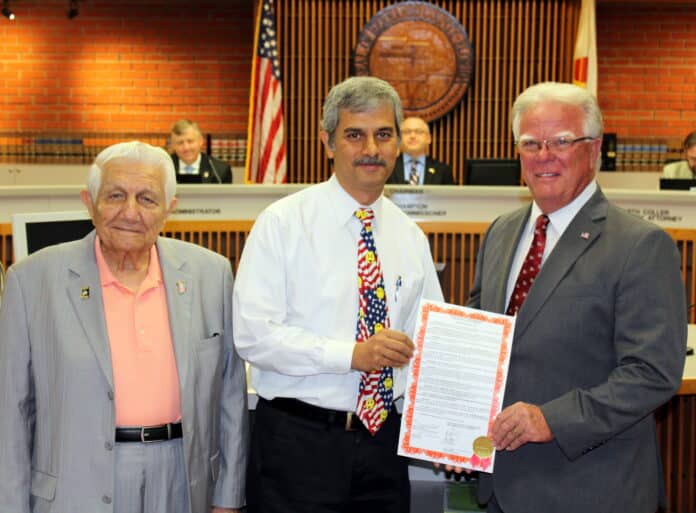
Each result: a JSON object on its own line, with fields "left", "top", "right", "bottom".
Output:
{"left": 265, "top": 397, "right": 365, "bottom": 432}
{"left": 115, "top": 422, "right": 183, "bottom": 443}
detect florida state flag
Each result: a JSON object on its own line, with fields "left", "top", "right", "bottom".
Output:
{"left": 573, "top": 0, "right": 597, "bottom": 96}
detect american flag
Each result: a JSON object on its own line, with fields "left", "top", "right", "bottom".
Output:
{"left": 245, "top": 0, "right": 287, "bottom": 183}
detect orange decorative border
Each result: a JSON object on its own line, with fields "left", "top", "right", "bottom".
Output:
{"left": 399, "top": 301, "right": 514, "bottom": 471}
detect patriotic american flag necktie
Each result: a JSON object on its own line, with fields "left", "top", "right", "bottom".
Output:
{"left": 354, "top": 208, "right": 393, "bottom": 435}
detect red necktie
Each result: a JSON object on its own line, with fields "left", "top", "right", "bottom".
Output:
{"left": 506, "top": 214, "right": 549, "bottom": 316}
{"left": 354, "top": 208, "right": 393, "bottom": 435}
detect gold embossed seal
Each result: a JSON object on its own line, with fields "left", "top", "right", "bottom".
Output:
{"left": 473, "top": 436, "right": 494, "bottom": 458}
{"left": 353, "top": 1, "right": 473, "bottom": 121}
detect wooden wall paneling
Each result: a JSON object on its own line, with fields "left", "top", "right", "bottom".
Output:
{"left": 0, "top": 224, "right": 11, "bottom": 270}
{"left": 498, "top": 0, "right": 510, "bottom": 159}
{"left": 676, "top": 397, "right": 687, "bottom": 512}
{"left": 541, "top": 1, "right": 551, "bottom": 81}
{"left": 297, "top": 0, "right": 308, "bottom": 183}
{"left": 656, "top": 396, "right": 696, "bottom": 513}
{"left": 276, "top": 0, "right": 582, "bottom": 184}
{"left": 491, "top": 0, "right": 502, "bottom": 157}
{"left": 512, "top": 1, "right": 523, "bottom": 114}
{"left": 312, "top": 0, "right": 321, "bottom": 185}
{"left": 688, "top": 397, "right": 696, "bottom": 513}
{"left": 672, "top": 234, "right": 695, "bottom": 323}
{"left": 656, "top": 400, "right": 674, "bottom": 513}
{"left": 691, "top": 238, "right": 696, "bottom": 324}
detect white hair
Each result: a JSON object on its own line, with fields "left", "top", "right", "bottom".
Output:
{"left": 86, "top": 141, "right": 176, "bottom": 203}
{"left": 512, "top": 82, "right": 604, "bottom": 171}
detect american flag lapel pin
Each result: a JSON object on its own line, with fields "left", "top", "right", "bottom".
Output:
{"left": 80, "top": 286, "right": 90, "bottom": 299}
{"left": 580, "top": 232, "right": 590, "bottom": 240}
{"left": 428, "top": 167, "right": 436, "bottom": 174}
{"left": 176, "top": 280, "right": 186, "bottom": 294}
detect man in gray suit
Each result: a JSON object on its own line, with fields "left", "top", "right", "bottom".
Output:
{"left": 0, "top": 141, "right": 248, "bottom": 513}
{"left": 467, "top": 82, "right": 686, "bottom": 513}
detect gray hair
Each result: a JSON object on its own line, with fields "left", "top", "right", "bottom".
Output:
{"left": 86, "top": 141, "right": 177, "bottom": 204}
{"left": 321, "top": 76, "right": 403, "bottom": 149}
{"left": 512, "top": 82, "right": 603, "bottom": 140}
{"left": 170, "top": 119, "right": 202, "bottom": 137}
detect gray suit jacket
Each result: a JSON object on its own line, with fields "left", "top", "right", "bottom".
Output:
{"left": 0, "top": 231, "right": 248, "bottom": 513}
{"left": 467, "top": 188, "right": 686, "bottom": 513}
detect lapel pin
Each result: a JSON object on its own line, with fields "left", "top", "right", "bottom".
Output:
{"left": 580, "top": 232, "right": 590, "bottom": 240}
{"left": 203, "top": 171, "right": 210, "bottom": 179}
{"left": 176, "top": 280, "right": 186, "bottom": 294}
{"left": 80, "top": 286, "right": 90, "bottom": 299}
{"left": 428, "top": 167, "right": 436, "bottom": 174}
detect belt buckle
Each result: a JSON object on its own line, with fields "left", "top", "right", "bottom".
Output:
{"left": 345, "top": 412, "right": 356, "bottom": 431}
{"left": 140, "top": 427, "right": 154, "bottom": 443}
{"left": 140, "top": 423, "right": 171, "bottom": 443}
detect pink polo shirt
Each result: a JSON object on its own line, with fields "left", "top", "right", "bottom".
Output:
{"left": 95, "top": 237, "right": 182, "bottom": 427}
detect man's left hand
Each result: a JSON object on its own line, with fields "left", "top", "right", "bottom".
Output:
{"left": 490, "top": 402, "right": 553, "bottom": 451}
{"left": 212, "top": 508, "right": 241, "bottom": 513}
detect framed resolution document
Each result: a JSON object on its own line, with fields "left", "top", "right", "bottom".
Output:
{"left": 398, "top": 300, "right": 515, "bottom": 473}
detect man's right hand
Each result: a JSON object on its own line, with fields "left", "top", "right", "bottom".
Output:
{"left": 351, "top": 329, "right": 415, "bottom": 372}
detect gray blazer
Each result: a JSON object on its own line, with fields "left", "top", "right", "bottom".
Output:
{"left": 0, "top": 231, "right": 248, "bottom": 513}
{"left": 468, "top": 188, "right": 686, "bottom": 513}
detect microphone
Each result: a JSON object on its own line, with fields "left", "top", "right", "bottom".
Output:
{"left": 207, "top": 154, "right": 223, "bottom": 184}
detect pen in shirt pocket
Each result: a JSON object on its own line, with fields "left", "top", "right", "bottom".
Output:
{"left": 394, "top": 275, "right": 402, "bottom": 303}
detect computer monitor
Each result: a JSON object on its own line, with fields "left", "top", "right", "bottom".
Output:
{"left": 12, "top": 210, "right": 93, "bottom": 262}
{"left": 659, "top": 178, "right": 696, "bottom": 191}
{"left": 464, "top": 158, "right": 521, "bottom": 186}
{"left": 176, "top": 173, "right": 202, "bottom": 184}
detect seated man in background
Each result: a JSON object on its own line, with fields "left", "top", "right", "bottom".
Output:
{"left": 0, "top": 141, "right": 248, "bottom": 513}
{"left": 170, "top": 119, "right": 233, "bottom": 183}
{"left": 662, "top": 130, "right": 696, "bottom": 178}
{"left": 387, "top": 116, "right": 455, "bottom": 185}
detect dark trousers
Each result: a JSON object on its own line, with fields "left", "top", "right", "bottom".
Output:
{"left": 247, "top": 398, "right": 410, "bottom": 513}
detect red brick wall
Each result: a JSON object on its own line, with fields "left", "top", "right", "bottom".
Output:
{"left": 598, "top": 3, "right": 696, "bottom": 139}
{"left": 0, "top": 0, "right": 254, "bottom": 134}
{"left": 0, "top": 1, "right": 693, "bottom": 141}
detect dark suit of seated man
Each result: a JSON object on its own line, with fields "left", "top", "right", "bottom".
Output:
{"left": 170, "top": 119, "right": 233, "bottom": 184}
{"left": 386, "top": 116, "right": 455, "bottom": 185}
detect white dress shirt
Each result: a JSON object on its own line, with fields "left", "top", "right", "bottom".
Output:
{"left": 233, "top": 175, "right": 444, "bottom": 411}
{"left": 505, "top": 180, "right": 598, "bottom": 308}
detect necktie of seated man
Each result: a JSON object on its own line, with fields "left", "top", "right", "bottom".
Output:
{"left": 506, "top": 214, "right": 549, "bottom": 316}
{"left": 354, "top": 208, "right": 393, "bottom": 435}
{"left": 184, "top": 164, "right": 194, "bottom": 174}
{"left": 409, "top": 160, "right": 419, "bottom": 186}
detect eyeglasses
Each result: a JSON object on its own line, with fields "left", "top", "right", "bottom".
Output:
{"left": 516, "top": 136, "right": 596, "bottom": 155}
{"left": 401, "top": 129, "right": 428, "bottom": 136}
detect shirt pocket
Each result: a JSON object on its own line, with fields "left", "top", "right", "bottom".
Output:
{"left": 30, "top": 469, "right": 57, "bottom": 501}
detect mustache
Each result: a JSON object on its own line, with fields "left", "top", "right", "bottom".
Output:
{"left": 352, "top": 157, "right": 387, "bottom": 167}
